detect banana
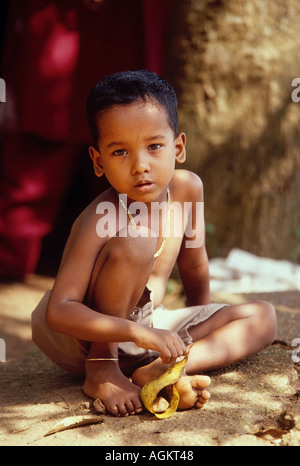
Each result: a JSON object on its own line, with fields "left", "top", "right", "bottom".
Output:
{"left": 140, "top": 352, "right": 189, "bottom": 419}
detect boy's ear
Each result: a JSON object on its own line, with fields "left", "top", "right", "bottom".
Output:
{"left": 174, "top": 132, "right": 186, "bottom": 164}
{"left": 89, "top": 146, "right": 104, "bottom": 177}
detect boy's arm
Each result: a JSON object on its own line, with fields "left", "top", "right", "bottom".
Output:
{"left": 178, "top": 243, "right": 210, "bottom": 306}
{"left": 176, "top": 174, "right": 211, "bottom": 306}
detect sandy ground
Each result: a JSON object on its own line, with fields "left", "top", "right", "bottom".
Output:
{"left": 0, "top": 275, "right": 300, "bottom": 447}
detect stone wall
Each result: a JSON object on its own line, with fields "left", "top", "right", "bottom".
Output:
{"left": 166, "top": 0, "right": 300, "bottom": 260}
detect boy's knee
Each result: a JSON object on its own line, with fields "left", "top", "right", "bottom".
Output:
{"left": 89, "top": 229, "right": 157, "bottom": 317}
{"left": 254, "top": 300, "right": 277, "bottom": 343}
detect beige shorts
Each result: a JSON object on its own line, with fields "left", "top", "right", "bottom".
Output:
{"left": 31, "top": 288, "right": 227, "bottom": 376}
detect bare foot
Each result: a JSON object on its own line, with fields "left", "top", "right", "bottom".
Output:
{"left": 132, "top": 359, "right": 211, "bottom": 411}
{"left": 83, "top": 360, "right": 143, "bottom": 417}
{"left": 175, "top": 374, "right": 211, "bottom": 410}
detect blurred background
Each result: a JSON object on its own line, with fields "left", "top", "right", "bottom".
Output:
{"left": 0, "top": 0, "right": 299, "bottom": 281}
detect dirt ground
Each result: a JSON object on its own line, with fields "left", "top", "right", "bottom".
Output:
{"left": 1, "top": 275, "right": 300, "bottom": 447}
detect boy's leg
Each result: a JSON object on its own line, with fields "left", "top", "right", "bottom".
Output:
{"left": 83, "top": 230, "right": 158, "bottom": 417}
{"left": 132, "top": 300, "right": 277, "bottom": 409}
{"left": 186, "top": 300, "right": 277, "bottom": 373}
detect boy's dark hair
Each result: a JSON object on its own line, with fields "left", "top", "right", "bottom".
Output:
{"left": 86, "top": 70, "right": 178, "bottom": 146}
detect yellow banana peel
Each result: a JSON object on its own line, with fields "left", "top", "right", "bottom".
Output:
{"left": 140, "top": 353, "right": 189, "bottom": 419}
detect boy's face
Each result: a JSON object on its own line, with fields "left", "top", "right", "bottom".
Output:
{"left": 89, "top": 99, "right": 186, "bottom": 203}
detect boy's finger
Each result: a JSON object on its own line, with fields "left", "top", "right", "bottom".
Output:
{"left": 160, "top": 348, "right": 173, "bottom": 365}
{"left": 173, "top": 335, "right": 186, "bottom": 356}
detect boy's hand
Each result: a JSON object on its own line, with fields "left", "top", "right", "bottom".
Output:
{"left": 134, "top": 326, "right": 187, "bottom": 364}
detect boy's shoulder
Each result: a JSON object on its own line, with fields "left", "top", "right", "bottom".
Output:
{"left": 69, "top": 188, "right": 115, "bottom": 238}
{"left": 171, "top": 169, "right": 204, "bottom": 201}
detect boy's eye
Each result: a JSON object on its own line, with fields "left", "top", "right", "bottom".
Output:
{"left": 113, "top": 149, "right": 127, "bottom": 156}
{"left": 149, "top": 143, "right": 162, "bottom": 151}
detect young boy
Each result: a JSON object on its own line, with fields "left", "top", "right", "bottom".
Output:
{"left": 32, "top": 70, "right": 277, "bottom": 417}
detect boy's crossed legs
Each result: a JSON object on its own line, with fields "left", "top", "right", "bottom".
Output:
{"left": 132, "top": 300, "right": 277, "bottom": 410}
{"left": 83, "top": 231, "right": 277, "bottom": 417}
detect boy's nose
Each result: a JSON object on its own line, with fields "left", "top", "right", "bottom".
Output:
{"left": 131, "top": 153, "right": 150, "bottom": 175}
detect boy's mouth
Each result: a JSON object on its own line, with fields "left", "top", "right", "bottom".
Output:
{"left": 134, "top": 180, "right": 155, "bottom": 191}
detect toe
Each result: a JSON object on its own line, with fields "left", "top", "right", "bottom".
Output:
{"left": 195, "top": 389, "right": 210, "bottom": 409}
{"left": 118, "top": 402, "right": 131, "bottom": 417}
{"left": 199, "top": 389, "right": 210, "bottom": 401}
{"left": 191, "top": 375, "right": 211, "bottom": 389}
{"left": 109, "top": 405, "right": 121, "bottom": 417}
{"left": 132, "top": 398, "right": 143, "bottom": 414}
{"left": 125, "top": 401, "right": 136, "bottom": 415}
{"left": 134, "top": 402, "right": 144, "bottom": 413}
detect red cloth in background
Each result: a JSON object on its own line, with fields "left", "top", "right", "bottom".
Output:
{"left": 0, "top": 0, "right": 174, "bottom": 278}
